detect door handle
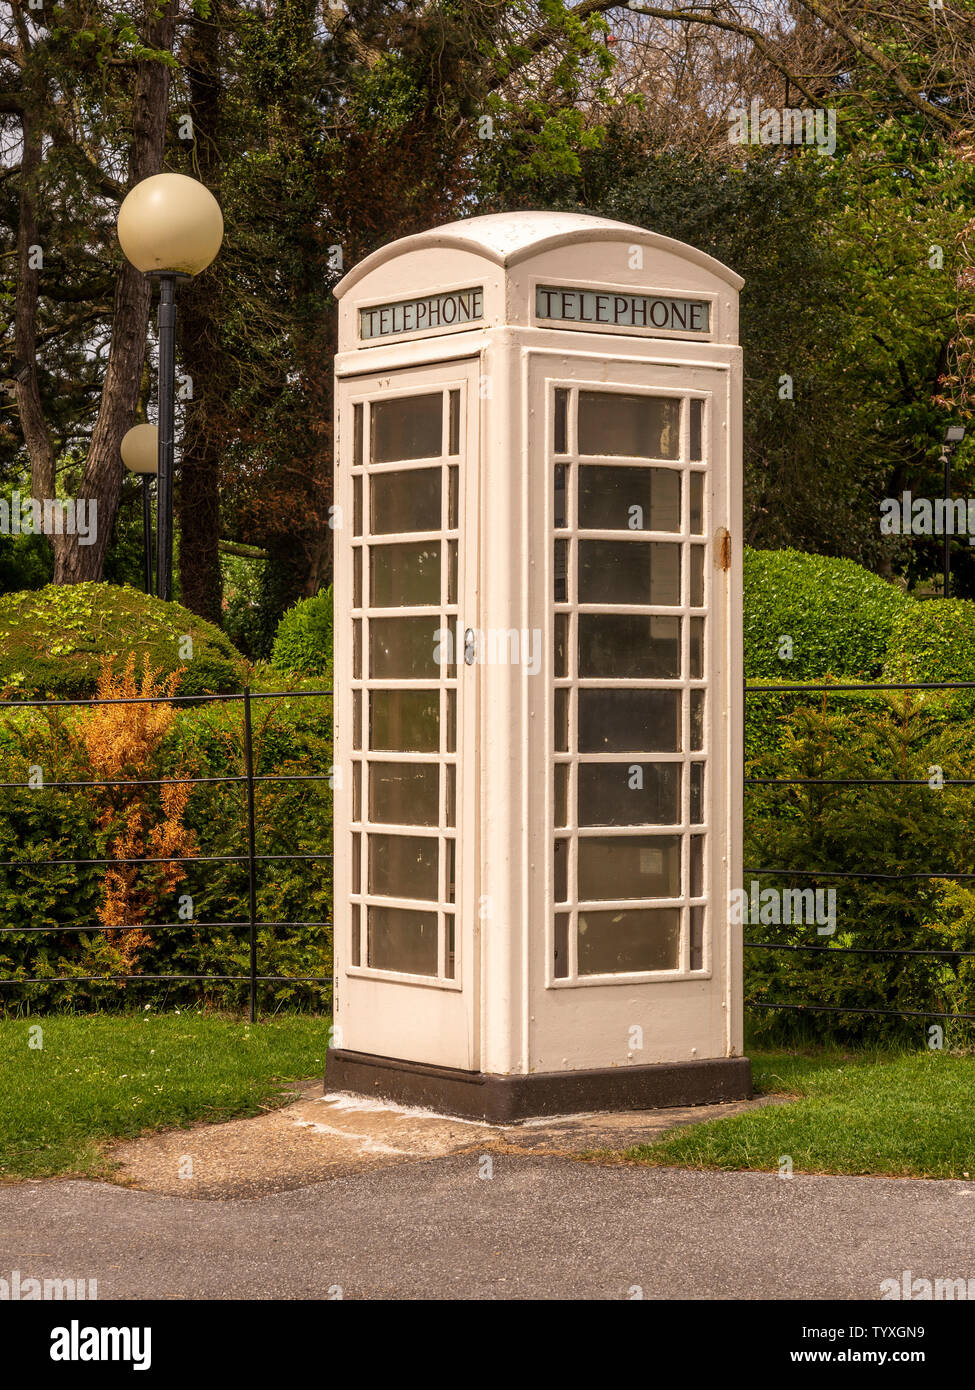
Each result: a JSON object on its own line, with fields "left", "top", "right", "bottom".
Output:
{"left": 464, "top": 628, "right": 477, "bottom": 666}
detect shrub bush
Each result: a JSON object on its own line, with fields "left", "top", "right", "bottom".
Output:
{"left": 0, "top": 583, "right": 249, "bottom": 698}
{"left": 270, "top": 586, "right": 333, "bottom": 678}
{"left": 882, "top": 597, "right": 975, "bottom": 716}
{"left": 743, "top": 547, "right": 912, "bottom": 681}
{"left": 0, "top": 690, "right": 332, "bottom": 1013}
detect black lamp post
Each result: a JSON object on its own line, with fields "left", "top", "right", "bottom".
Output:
{"left": 942, "top": 424, "right": 967, "bottom": 598}
{"left": 121, "top": 423, "right": 158, "bottom": 595}
{"left": 117, "top": 174, "right": 224, "bottom": 602}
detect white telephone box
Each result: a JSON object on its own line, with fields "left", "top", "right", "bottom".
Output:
{"left": 327, "top": 212, "right": 750, "bottom": 1120}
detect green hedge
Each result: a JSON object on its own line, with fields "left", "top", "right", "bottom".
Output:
{"left": 0, "top": 694, "right": 332, "bottom": 1013}
{"left": 0, "top": 583, "right": 249, "bottom": 698}
{"left": 270, "top": 587, "right": 333, "bottom": 679}
{"left": 743, "top": 547, "right": 912, "bottom": 681}
{"left": 883, "top": 597, "right": 975, "bottom": 716}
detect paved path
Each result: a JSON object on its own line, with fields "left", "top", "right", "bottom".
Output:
{"left": 3, "top": 1162, "right": 975, "bottom": 1299}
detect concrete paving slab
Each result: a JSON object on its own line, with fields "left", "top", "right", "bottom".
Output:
{"left": 107, "top": 1079, "right": 777, "bottom": 1198}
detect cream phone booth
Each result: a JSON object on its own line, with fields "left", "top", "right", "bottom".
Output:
{"left": 326, "top": 211, "right": 750, "bottom": 1120}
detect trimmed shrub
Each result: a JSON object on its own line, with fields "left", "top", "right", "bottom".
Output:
{"left": 0, "top": 692, "right": 332, "bottom": 1013}
{"left": 743, "top": 547, "right": 912, "bottom": 681}
{"left": 0, "top": 583, "right": 249, "bottom": 698}
{"left": 882, "top": 597, "right": 975, "bottom": 716}
{"left": 270, "top": 586, "right": 333, "bottom": 678}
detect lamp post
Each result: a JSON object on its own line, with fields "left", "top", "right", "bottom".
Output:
{"left": 121, "top": 423, "right": 159, "bottom": 595}
{"left": 941, "top": 424, "right": 967, "bottom": 598}
{"left": 116, "top": 173, "right": 224, "bottom": 602}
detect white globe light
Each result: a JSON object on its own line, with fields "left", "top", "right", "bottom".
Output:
{"left": 117, "top": 173, "right": 224, "bottom": 275}
{"left": 121, "top": 423, "right": 159, "bottom": 475}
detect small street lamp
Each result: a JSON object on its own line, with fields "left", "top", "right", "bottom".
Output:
{"left": 121, "top": 423, "right": 158, "bottom": 596}
{"left": 116, "top": 173, "right": 224, "bottom": 602}
{"left": 941, "top": 424, "right": 967, "bottom": 598}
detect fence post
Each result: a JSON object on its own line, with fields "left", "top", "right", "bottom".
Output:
{"left": 243, "top": 687, "right": 259, "bottom": 1024}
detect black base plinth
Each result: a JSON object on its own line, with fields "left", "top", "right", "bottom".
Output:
{"left": 325, "top": 1048, "right": 752, "bottom": 1123}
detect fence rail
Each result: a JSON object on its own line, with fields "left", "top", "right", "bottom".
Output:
{"left": 743, "top": 675, "right": 975, "bottom": 1027}
{"left": 0, "top": 674, "right": 972, "bottom": 1030}
{"left": 0, "top": 684, "right": 333, "bottom": 1021}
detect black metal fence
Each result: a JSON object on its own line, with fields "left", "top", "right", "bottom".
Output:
{"left": 743, "top": 677, "right": 975, "bottom": 1027}
{"left": 0, "top": 686, "right": 333, "bottom": 1021}
{"left": 2, "top": 675, "right": 973, "bottom": 1031}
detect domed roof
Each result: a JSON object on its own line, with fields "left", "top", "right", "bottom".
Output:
{"left": 334, "top": 210, "right": 743, "bottom": 297}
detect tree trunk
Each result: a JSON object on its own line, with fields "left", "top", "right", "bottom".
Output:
{"left": 55, "top": 0, "right": 179, "bottom": 584}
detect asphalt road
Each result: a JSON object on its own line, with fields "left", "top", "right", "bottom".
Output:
{"left": 3, "top": 1158, "right": 975, "bottom": 1299}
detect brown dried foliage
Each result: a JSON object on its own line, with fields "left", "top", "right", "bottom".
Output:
{"left": 78, "top": 655, "right": 197, "bottom": 971}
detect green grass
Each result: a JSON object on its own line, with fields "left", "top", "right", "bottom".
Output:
{"left": 625, "top": 1047, "right": 975, "bottom": 1179}
{"left": 0, "top": 1012, "right": 328, "bottom": 1180}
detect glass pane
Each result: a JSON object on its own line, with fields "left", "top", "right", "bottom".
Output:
{"left": 578, "top": 466, "right": 680, "bottom": 532}
{"left": 447, "top": 541, "right": 457, "bottom": 604}
{"left": 578, "top": 908, "right": 680, "bottom": 974}
{"left": 371, "top": 468, "right": 441, "bottom": 534}
{"left": 578, "top": 762, "right": 680, "bottom": 826}
{"left": 446, "top": 764, "right": 456, "bottom": 828}
{"left": 690, "top": 690, "right": 705, "bottom": 751}
{"left": 554, "top": 538, "right": 568, "bottom": 601}
{"left": 579, "top": 689, "right": 680, "bottom": 753}
{"left": 353, "top": 475, "right": 362, "bottom": 536}
{"left": 353, "top": 547, "right": 362, "bottom": 607}
{"left": 371, "top": 393, "right": 442, "bottom": 463}
{"left": 352, "top": 760, "right": 361, "bottom": 822}
{"left": 690, "top": 761, "right": 704, "bottom": 824}
{"left": 689, "top": 472, "right": 704, "bottom": 533}
{"left": 578, "top": 835, "right": 680, "bottom": 901}
{"left": 690, "top": 545, "right": 705, "bottom": 606}
{"left": 554, "top": 688, "right": 569, "bottom": 752}
{"left": 446, "top": 838, "right": 455, "bottom": 903}
{"left": 370, "top": 617, "right": 439, "bottom": 679}
{"left": 352, "top": 689, "right": 361, "bottom": 750}
{"left": 578, "top": 615, "right": 680, "bottom": 679}
{"left": 578, "top": 391, "right": 680, "bottom": 459}
{"left": 554, "top": 913, "right": 569, "bottom": 978}
{"left": 690, "top": 835, "right": 704, "bottom": 897}
{"left": 370, "top": 543, "right": 440, "bottom": 607}
{"left": 554, "top": 388, "right": 568, "bottom": 454}
{"left": 554, "top": 838, "right": 568, "bottom": 902}
{"left": 351, "top": 903, "right": 361, "bottom": 966}
{"left": 352, "top": 832, "right": 361, "bottom": 893}
{"left": 689, "top": 399, "right": 703, "bottom": 461}
{"left": 370, "top": 690, "right": 439, "bottom": 751}
{"left": 368, "top": 905, "right": 438, "bottom": 975}
{"left": 690, "top": 906, "right": 705, "bottom": 970}
{"left": 369, "top": 833, "right": 439, "bottom": 900}
{"left": 578, "top": 541, "right": 680, "bottom": 605}
{"left": 369, "top": 761, "right": 439, "bottom": 826}
{"left": 554, "top": 763, "right": 568, "bottom": 827}
{"left": 353, "top": 403, "right": 363, "bottom": 466}
{"left": 445, "top": 689, "right": 456, "bottom": 753}
{"left": 448, "top": 390, "right": 460, "bottom": 455}
{"left": 554, "top": 612, "right": 568, "bottom": 677}
{"left": 353, "top": 618, "right": 361, "bottom": 679}
{"left": 690, "top": 617, "right": 704, "bottom": 679}
{"left": 448, "top": 467, "right": 458, "bottom": 529}
{"left": 554, "top": 465, "right": 567, "bottom": 527}
{"left": 445, "top": 913, "right": 456, "bottom": 978}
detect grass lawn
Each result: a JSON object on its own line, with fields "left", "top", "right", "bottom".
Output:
{"left": 625, "top": 1047, "right": 975, "bottom": 1180}
{"left": 0, "top": 1012, "right": 329, "bottom": 1181}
